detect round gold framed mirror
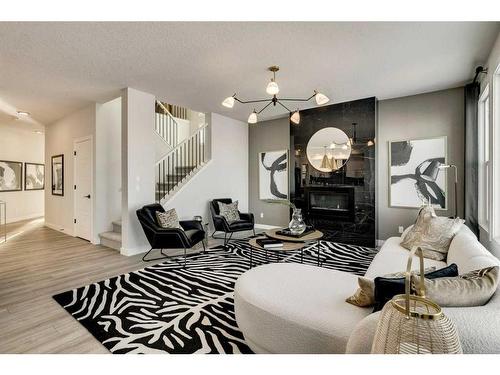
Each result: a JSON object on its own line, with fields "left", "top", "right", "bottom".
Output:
{"left": 306, "top": 127, "right": 351, "bottom": 172}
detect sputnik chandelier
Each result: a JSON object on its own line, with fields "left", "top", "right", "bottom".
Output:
{"left": 221, "top": 66, "right": 330, "bottom": 124}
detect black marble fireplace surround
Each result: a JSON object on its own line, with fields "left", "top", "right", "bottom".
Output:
{"left": 290, "top": 97, "right": 376, "bottom": 247}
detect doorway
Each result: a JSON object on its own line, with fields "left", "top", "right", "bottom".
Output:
{"left": 74, "top": 136, "right": 93, "bottom": 241}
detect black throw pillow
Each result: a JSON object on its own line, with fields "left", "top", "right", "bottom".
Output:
{"left": 372, "top": 263, "right": 459, "bottom": 312}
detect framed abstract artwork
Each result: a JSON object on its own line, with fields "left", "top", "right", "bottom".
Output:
{"left": 389, "top": 136, "right": 447, "bottom": 209}
{"left": 259, "top": 150, "right": 289, "bottom": 200}
{"left": 51, "top": 154, "right": 64, "bottom": 196}
{"left": 25, "top": 163, "right": 45, "bottom": 190}
{"left": 0, "top": 160, "right": 23, "bottom": 192}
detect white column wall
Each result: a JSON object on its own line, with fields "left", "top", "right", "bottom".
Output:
{"left": 121, "top": 88, "right": 155, "bottom": 256}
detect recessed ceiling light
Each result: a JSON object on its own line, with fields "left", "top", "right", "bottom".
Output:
{"left": 17, "top": 111, "right": 30, "bottom": 116}
{"left": 34, "top": 130, "right": 43, "bottom": 134}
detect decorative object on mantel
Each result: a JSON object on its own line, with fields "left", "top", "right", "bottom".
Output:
{"left": 306, "top": 127, "right": 352, "bottom": 172}
{"left": 221, "top": 66, "right": 329, "bottom": 124}
{"left": 266, "top": 199, "right": 306, "bottom": 235}
{"left": 0, "top": 160, "right": 22, "bottom": 192}
{"left": 259, "top": 150, "right": 288, "bottom": 200}
{"left": 389, "top": 136, "right": 447, "bottom": 209}
{"left": 51, "top": 154, "right": 64, "bottom": 196}
{"left": 371, "top": 247, "right": 462, "bottom": 354}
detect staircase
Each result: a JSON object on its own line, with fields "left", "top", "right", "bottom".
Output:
{"left": 155, "top": 101, "right": 180, "bottom": 149}
{"left": 155, "top": 121, "right": 209, "bottom": 203}
{"left": 99, "top": 220, "right": 122, "bottom": 251}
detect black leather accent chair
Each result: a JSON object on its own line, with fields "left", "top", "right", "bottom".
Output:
{"left": 210, "top": 198, "right": 255, "bottom": 245}
{"left": 136, "top": 203, "right": 206, "bottom": 266}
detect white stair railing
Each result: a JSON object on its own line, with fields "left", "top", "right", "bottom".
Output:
{"left": 155, "top": 101, "right": 179, "bottom": 148}
{"left": 155, "top": 123, "right": 208, "bottom": 202}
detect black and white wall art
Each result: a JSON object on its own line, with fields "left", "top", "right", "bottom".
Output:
{"left": 389, "top": 136, "right": 447, "bottom": 209}
{"left": 0, "top": 160, "right": 23, "bottom": 192}
{"left": 259, "top": 150, "right": 288, "bottom": 200}
{"left": 51, "top": 154, "right": 64, "bottom": 196}
{"left": 25, "top": 163, "right": 45, "bottom": 190}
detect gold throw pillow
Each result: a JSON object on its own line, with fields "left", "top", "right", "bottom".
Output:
{"left": 346, "top": 277, "right": 375, "bottom": 307}
{"left": 400, "top": 205, "right": 464, "bottom": 261}
{"left": 412, "top": 266, "right": 499, "bottom": 307}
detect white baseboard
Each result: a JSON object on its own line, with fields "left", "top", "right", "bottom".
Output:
{"left": 44, "top": 221, "right": 75, "bottom": 237}
{"left": 120, "top": 244, "right": 149, "bottom": 257}
{"left": 255, "top": 223, "right": 281, "bottom": 230}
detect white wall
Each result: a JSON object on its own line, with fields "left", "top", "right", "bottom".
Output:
{"left": 0, "top": 125, "right": 45, "bottom": 223}
{"left": 95, "top": 97, "right": 122, "bottom": 240}
{"left": 121, "top": 88, "right": 155, "bottom": 256}
{"left": 45, "top": 104, "right": 96, "bottom": 236}
{"left": 165, "top": 113, "right": 248, "bottom": 229}
{"left": 479, "top": 31, "right": 500, "bottom": 258}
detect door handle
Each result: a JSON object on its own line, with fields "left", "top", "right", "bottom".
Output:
{"left": 84, "top": 194, "right": 91, "bottom": 199}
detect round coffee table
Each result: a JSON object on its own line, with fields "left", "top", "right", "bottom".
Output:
{"left": 248, "top": 229, "right": 323, "bottom": 268}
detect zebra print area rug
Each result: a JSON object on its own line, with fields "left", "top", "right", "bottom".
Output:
{"left": 53, "top": 239, "right": 377, "bottom": 354}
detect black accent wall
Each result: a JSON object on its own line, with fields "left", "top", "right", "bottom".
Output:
{"left": 290, "top": 97, "right": 377, "bottom": 247}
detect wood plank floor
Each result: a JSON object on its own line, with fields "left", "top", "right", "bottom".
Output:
{"left": 0, "top": 218, "right": 240, "bottom": 353}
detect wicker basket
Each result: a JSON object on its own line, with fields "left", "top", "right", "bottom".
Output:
{"left": 371, "top": 247, "right": 462, "bottom": 354}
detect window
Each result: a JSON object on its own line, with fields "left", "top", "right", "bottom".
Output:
{"left": 493, "top": 64, "right": 500, "bottom": 239}
{"left": 478, "top": 85, "right": 490, "bottom": 231}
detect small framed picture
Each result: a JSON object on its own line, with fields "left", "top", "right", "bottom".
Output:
{"left": 0, "top": 160, "right": 23, "bottom": 192}
{"left": 51, "top": 154, "right": 64, "bottom": 196}
{"left": 25, "top": 163, "right": 45, "bottom": 190}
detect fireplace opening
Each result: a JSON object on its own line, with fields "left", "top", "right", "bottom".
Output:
{"left": 310, "top": 192, "right": 349, "bottom": 212}
{"left": 304, "top": 186, "right": 355, "bottom": 222}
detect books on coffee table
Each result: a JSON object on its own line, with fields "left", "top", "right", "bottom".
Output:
{"left": 256, "top": 238, "right": 283, "bottom": 249}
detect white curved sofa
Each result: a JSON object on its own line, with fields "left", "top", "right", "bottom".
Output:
{"left": 234, "top": 226, "right": 500, "bottom": 354}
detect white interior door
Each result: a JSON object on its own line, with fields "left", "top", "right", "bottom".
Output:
{"left": 74, "top": 137, "right": 92, "bottom": 241}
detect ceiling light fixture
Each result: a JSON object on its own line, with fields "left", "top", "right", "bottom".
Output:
{"left": 222, "top": 95, "right": 235, "bottom": 108}
{"left": 314, "top": 91, "right": 330, "bottom": 106}
{"left": 17, "top": 110, "right": 30, "bottom": 116}
{"left": 290, "top": 110, "right": 300, "bottom": 125}
{"left": 222, "top": 66, "right": 330, "bottom": 124}
{"left": 248, "top": 110, "right": 258, "bottom": 124}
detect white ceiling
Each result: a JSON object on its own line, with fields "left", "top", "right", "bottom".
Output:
{"left": 0, "top": 22, "right": 498, "bottom": 125}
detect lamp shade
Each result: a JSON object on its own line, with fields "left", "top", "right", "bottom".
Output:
{"left": 222, "top": 96, "right": 235, "bottom": 108}
{"left": 266, "top": 79, "right": 280, "bottom": 95}
{"left": 290, "top": 110, "right": 300, "bottom": 124}
{"left": 315, "top": 92, "right": 330, "bottom": 105}
{"left": 248, "top": 111, "right": 258, "bottom": 124}
{"left": 420, "top": 160, "right": 441, "bottom": 182}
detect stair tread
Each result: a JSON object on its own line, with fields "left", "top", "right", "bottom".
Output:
{"left": 99, "top": 231, "right": 122, "bottom": 242}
